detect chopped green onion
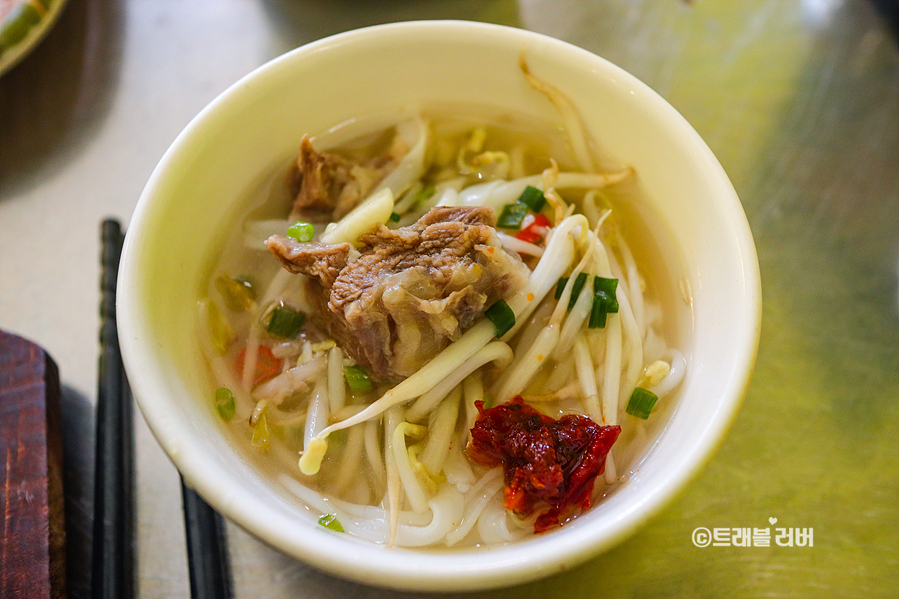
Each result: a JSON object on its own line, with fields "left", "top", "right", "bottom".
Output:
{"left": 215, "top": 275, "right": 256, "bottom": 311}
{"left": 266, "top": 305, "right": 306, "bottom": 339}
{"left": 318, "top": 514, "right": 345, "bottom": 532}
{"left": 412, "top": 185, "right": 436, "bottom": 209}
{"left": 252, "top": 411, "right": 271, "bottom": 449}
{"left": 516, "top": 185, "right": 547, "bottom": 213}
{"left": 389, "top": 212, "right": 401, "bottom": 223}
{"left": 214, "top": 387, "right": 236, "bottom": 421}
{"left": 344, "top": 365, "right": 373, "bottom": 393}
{"left": 554, "top": 277, "right": 569, "bottom": 300}
{"left": 287, "top": 221, "right": 315, "bottom": 242}
{"left": 568, "top": 272, "right": 588, "bottom": 310}
{"left": 485, "top": 299, "right": 515, "bottom": 337}
{"left": 626, "top": 387, "right": 659, "bottom": 419}
{"left": 589, "top": 294, "right": 609, "bottom": 329}
{"left": 594, "top": 277, "right": 620, "bottom": 313}
{"left": 497, "top": 203, "right": 528, "bottom": 229}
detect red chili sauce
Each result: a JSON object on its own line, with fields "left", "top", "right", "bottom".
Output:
{"left": 467, "top": 396, "right": 621, "bottom": 532}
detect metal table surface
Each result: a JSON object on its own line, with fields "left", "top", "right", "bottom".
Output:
{"left": 2, "top": 0, "right": 898, "bottom": 597}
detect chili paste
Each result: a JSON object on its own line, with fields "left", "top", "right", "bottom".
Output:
{"left": 467, "top": 396, "right": 620, "bottom": 532}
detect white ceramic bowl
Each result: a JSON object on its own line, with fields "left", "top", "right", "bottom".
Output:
{"left": 119, "top": 21, "right": 761, "bottom": 592}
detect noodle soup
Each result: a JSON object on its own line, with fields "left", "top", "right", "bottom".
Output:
{"left": 198, "top": 105, "right": 688, "bottom": 549}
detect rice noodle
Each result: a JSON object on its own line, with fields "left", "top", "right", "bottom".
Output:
{"left": 445, "top": 468, "right": 503, "bottom": 546}
{"left": 442, "top": 436, "right": 476, "bottom": 493}
{"left": 395, "top": 485, "right": 464, "bottom": 547}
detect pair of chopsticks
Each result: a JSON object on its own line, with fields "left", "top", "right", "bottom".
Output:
{"left": 94, "top": 219, "right": 232, "bottom": 599}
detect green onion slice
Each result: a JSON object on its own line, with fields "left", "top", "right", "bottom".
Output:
{"left": 412, "top": 185, "right": 436, "bottom": 209}
{"left": 266, "top": 305, "right": 306, "bottom": 339}
{"left": 589, "top": 294, "right": 609, "bottom": 329}
{"left": 318, "top": 514, "right": 345, "bottom": 532}
{"left": 345, "top": 365, "right": 373, "bottom": 393}
{"left": 554, "top": 277, "right": 569, "bottom": 300}
{"left": 626, "top": 387, "right": 659, "bottom": 420}
{"left": 214, "top": 387, "right": 236, "bottom": 421}
{"left": 389, "top": 212, "right": 401, "bottom": 223}
{"left": 485, "top": 299, "right": 515, "bottom": 337}
{"left": 287, "top": 221, "right": 315, "bottom": 242}
{"left": 594, "top": 277, "right": 620, "bottom": 313}
{"left": 497, "top": 203, "right": 528, "bottom": 229}
{"left": 516, "top": 185, "right": 547, "bottom": 213}
{"left": 568, "top": 272, "right": 588, "bottom": 310}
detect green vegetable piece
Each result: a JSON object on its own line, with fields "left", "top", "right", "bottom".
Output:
{"left": 589, "top": 294, "right": 609, "bottom": 329}
{"left": 485, "top": 299, "right": 515, "bottom": 338}
{"left": 252, "top": 411, "right": 271, "bottom": 449}
{"left": 344, "top": 365, "right": 373, "bottom": 393}
{"left": 626, "top": 387, "right": 659, "bottom": 420}
{"left": 497, "top": 203, "right": 528, "bottom": 229}
{"left": 287, "top": 221, "right": 315, "bottom": 242}
{"left": 516, "top": 185, "right": 546, "bottom": 213}
{"left": 0, "top": 3, "right": 42, "bottom": 51}
{"left": 205, "top": 299, "right": 234, "bottom": 355}
{"left": 266, "top": 305, "right": 306, "bottom": 338}
{"left": 318, "top": 514, "right": 345, "bottom": 532}
{"left": 482, "top": 395, "right": 495, "bottom": 409}
{"left": 554, "top": 277, "right": 569, "bottom": 300}
{"left": 567, "top": 272, "right": 588, "bottom": 310}
{"left": 411, "top": 185, "right": 436, "bottom": 209}
{"left": 215, "top": 387, "right": 236, "bottom": 421}
{"left": 215, "top": 275, "right": 256, "bottom": 311}
{"left": 389, "top": 212, "right": 401, "bottom": 223}
{"left": 594, "top": 277, "right": 620, "bottom": 313}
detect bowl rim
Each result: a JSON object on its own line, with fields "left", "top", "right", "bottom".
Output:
{"left": 119, "top": 19, "right": 762, "bottom": 592}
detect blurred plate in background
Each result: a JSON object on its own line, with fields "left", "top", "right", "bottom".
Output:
{"left": 0, "top": 0, "right": 69, "bottom": 76}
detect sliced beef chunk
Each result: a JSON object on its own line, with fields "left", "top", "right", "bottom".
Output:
{"left": 265, "top": 238, "right": 351, "bottom": 288}
{"left": 266, "top": 206, "right": 530, "bottom": 380}
{"left": 291, "top": 136, "right": 395, "bottom": 221}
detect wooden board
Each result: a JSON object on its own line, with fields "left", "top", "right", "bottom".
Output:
{"left": 0, "top": 330, "right": 66, "bottom": 599}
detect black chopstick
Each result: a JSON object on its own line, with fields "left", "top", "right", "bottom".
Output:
{"left": 93, "top": 219, "right": 134, "bottom": 599}
{"left": 181, "top": 482, "right": 233, "bottom": 599}
{"left": 94, "top": 218, "right": 232, "bottom": 599}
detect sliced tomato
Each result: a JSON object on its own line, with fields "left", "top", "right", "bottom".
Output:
{"left": 235, "top": 345, "right": 280, "bottom": 385}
